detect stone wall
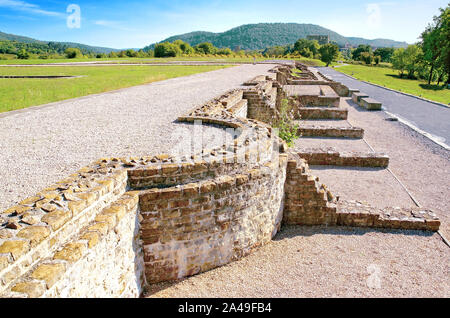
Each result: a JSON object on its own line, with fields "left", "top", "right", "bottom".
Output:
{"left": 297, "top": 148, "right": 389, "bottom": 168}
{"left": 0, "top": 68, "right": 289, "bottom": 297}
{"left": 297, "top": 107, "right": 348, "bottom": 120}
{"left": 139, "top": 155, "right": 287, "bottom": 283}
{"left": 0, "top": 63, "right": 441, "bottom": 298}
{"left": 299, "top": 127, "right": 364, "bottom": 139}
{"left": 283, "top": 153, "right": 440, "bottom": 231}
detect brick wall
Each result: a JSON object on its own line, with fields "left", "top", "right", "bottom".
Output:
{"left": 139, "top": 155, "right": 287, "bottom": 283}
{"left": 0, "top": 63, "right": 440, "bottom": 298}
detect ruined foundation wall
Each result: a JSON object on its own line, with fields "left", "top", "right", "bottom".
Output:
{"left": 139, "top": 155, "right": 287, "bottom": 283}
{"left": 0, "top": 69, "right": 289, "bottom": 297}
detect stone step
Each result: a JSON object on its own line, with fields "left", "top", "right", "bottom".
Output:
{"left": 348, "top": 88, "right": 360, "bottom": 97}
{"left": 298, "top": 107, "right": 348, "bottom": 120}
{"left": 360, "top": 97, "right": 382, "bottom": 111}
{"left": 352, "top": 92, "right": 369, "bottom": 104}
{"left": 297, "top": 148, "right": 389, "bottom": 168}
{"left": 337, "top": 200, "right": 440, "bottom": 231}
{"left": 298, "top": 126, "right": 364, "bottom": 139}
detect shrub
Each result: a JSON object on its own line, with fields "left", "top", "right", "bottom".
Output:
{"left": 154, "top": 42, "right": 181, "bottom": 57}
{"left": 17, "top": 48, "right": 30, "bottom": 59}
{"left": 274, "top": 99, "right": 299, "bottom": 147}
{"left": 65, "top": 47, "right": 82, "bottom": 59}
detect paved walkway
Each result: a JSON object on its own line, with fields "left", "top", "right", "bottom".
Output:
{"left": 317, "top": 67, "right": 450, "bottom": 147}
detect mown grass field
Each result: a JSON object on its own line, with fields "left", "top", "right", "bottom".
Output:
{"left": 334, "top": 64, "right": 450, "bottom": 105}
{"left": 0, "top": 65, "right": 231, "bottom": 113}
{"left": 0, "top": 56, "right": 327, "bottom": 66}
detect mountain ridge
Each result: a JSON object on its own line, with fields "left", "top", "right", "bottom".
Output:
{"left": 0, "top": 31, "right": 119, "bottom": 54}
{"left": 144, "top": 23, "right": 409, "bottom": 51}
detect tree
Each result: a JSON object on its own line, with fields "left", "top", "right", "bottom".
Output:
{"left": 374, "top": 55, "right": 381, "bottom": 65}
{"left": 374, "top": 47, "right": 395, "bottom": 62}
{"left": 16, "top": 48, "right": 30, "bottom": 59}
{"left": 404, "top": 45, "right": 422, "bottom": 78}
{"left": 420, "top": 5, "right": 449, "bottom": 84}
{"left": 195, "top": 42, "right": 216, "bottom": 55}
{"left": 391, "top": 48, "right": 407, "bottom": 77}
{"left": 360, "top": 52, "right": 373, "bottom": 65}
{"left": 352, "top": 45, "right": 372, "bottom": 60}
{"left": 293, "top": 39, "right": 320, "bottom": 58}
{"left": 154, "top": 42, "right": 181, "bottom": 57}
{"left": 125, "top": 49, "right": 138, "bottom": 57}
{"left": 319, "top": 43, "right": 339, "bottom": 67}
{"left": 65, "top": 48, "right": 82, "bottom": 59}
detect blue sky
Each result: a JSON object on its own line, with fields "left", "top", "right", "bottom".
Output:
{"left": 0, "top": 0, "right": 447, "bottom": 49}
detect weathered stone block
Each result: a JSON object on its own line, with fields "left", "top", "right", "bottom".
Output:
{"left": 0, "top": 240, "right": 30, "bottom": 260}
{"left": 11, "top": 281, "right": 46, "bottom": 298}
{"left": 17, "top": 226, "right": 50, "bottom": 247}
{"left": 31, "top": 263, "right": 66, "bottom": 288}
{"left": 53, "top": 242, "right": 86, "bottom": 263}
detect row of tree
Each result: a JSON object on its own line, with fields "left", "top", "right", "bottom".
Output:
{"left": 152, "top": 37, "right": 340, "bottom": 66}
{"left": 347, "top": 5, "right": 449, "bottom": 85}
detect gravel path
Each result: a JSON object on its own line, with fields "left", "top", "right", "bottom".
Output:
{"left": 0, "top": 64, "right": 276, "bottom": 211}
{"left": 310, "top": 166, "right": 415, "bottom": 208}
{"left": 340, "top": 97, "right": 450, "bottom": 238}
{"left": 147, "top": 226, "right": 450, "bottom": 298}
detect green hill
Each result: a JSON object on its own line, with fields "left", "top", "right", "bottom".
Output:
{"left": 0, "top": 31, "right": 118, "bottom": 54}
{"left": 144, "top": 23, "right": 409, "bottom": 51}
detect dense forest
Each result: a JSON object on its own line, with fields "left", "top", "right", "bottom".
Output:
{"left": 0, "top": 30, "right": 118, "bottom": 58}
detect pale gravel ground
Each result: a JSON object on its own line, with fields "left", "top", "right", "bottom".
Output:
{"left": 2, "top": 64, "right": 449, "bottom": 298}
{"left": 147, "top": 226, "right": 450, "bottom": 298}
{"left": 341, "top": 98, "right": 450, "bottom": 238}
{"left": 295, "top": 137, "right": 371, "bottom": 152}
{"left": 0, "top": 64, "right": 276, "bottom": 211}
{"left": 146, "top": 94, "right": 450, "bottom": 299}
{"left": 309, "top": 166, "right": 415, "bottom": 208}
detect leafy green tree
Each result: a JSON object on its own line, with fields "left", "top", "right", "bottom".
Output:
{"left": 374, "top": 55, "right": 381, "bottom": 65}
{"left": 293, "top": 39, "right": 320, "bottom": 58}
{"left": 374, "top": 47, "right": 395, "bottom": 63}
{"left": 391, "top": 48, "right": 407, "bottom": 77}
{"left": 195, "top": 42, "right": 216, "bottom": 55}
{"left": 16, "top": 48, "right": 30, "bottom": 59}
{"left": 154, "top": 42, "right": 181, "bottom": 57}
{"left": 404, "top": 45, "right": 422, "bottom": 78}
{"left": 126, "top": 49, "right": 138, "bottom": 57}
{"left": 65, "top": 47, "right": 82, "bottom": 59}
{"left": 420, "top": 5, "right": 449, "bottom": 84}
{"left": 319, "top": 43, "right": 339, "bottom": 67}
{"left": 360, "top": 51, "right": 373, "bottom": 65}
{"left": 352, "top": 45, "right": 372, "bottom": 61}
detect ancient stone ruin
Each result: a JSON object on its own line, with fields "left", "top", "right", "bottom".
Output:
{"left": 0, "top": 63, "right": 440, "bottom": 298}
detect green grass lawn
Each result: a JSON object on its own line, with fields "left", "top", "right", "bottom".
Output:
{"left": 334, "top": 64, "right": 450, "bottom": 105}
{"left": 0, "top": 56, "right": 328, "bottom": 66}
{"left": 0, "top": 65, "right": 231, "bottom": 113}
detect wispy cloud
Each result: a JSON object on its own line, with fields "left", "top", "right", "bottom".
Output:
{"left": 0, "top": 0, "right": 63, "bottom": 17}
{"left": 94, "top": 20, "right": 137, "bottom": 32}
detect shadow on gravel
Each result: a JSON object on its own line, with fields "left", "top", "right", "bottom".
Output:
{"left": 273, "top": 225, "right": 436, "bottom": 240}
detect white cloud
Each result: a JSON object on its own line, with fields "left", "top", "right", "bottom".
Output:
{"left": 0, "top": 0, "right": 63, "bottom": 17}
{"left": 366, "top": 3, "right": 382, "bottom": 29}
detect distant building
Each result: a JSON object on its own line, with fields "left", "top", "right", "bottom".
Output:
{"left": 307, "top": 35, "right": 330, "bottom": 45}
